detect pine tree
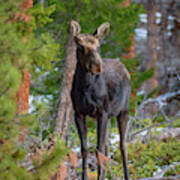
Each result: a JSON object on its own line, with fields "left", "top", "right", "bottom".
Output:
{"left": 0, "top": 1, "right": 67, "bottom": 179}
{"left": 16, "top": 0, "right": 33, "bottom": 115}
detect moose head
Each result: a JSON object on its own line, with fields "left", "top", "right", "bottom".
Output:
{"left": 71, "top": 21, "right": 110, "bottom": 74}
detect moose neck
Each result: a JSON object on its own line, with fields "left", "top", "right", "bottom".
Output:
{"left": 75, "top": 61, "right": 93, "bottom": 78}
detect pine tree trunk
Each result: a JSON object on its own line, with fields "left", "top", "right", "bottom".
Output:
{"left": 16, "top": 70, "right": 30, "bottom": 114}
{"left": 54, "top": 22, "right": 77, "bottom": 140}
{"left": 121, "top": 0, "right": 135, "bottom": 59}
{"left": 16, "top": 0, "right": 33, "bottom": 115}
{"left": 142, "top": 0, "right": 158, "bottom": 94}
{"left": 39, "top": 0, "right": 44, "bottom": 4}
{"left": 159, "top": 7, "right": 168, "bottom": 93}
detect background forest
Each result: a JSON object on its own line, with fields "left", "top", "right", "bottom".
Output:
{"left": 0, "top": 0, "right": 180, "bottom": 179}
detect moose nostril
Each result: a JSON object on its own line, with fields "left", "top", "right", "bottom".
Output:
{"left": 97, "top": 64, "right": 103, "bottom": 73}
{"left": 90, "top": 64, "right": 103, "bottom": 74}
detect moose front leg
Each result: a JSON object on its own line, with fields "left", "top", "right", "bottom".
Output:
{"left": 75, "top": 114, "right": 88, "bottom": 180}
{"left": 96, "top": 112, "right": 109, "bottom": 180}
{"left": 117, "top": 111, "right": 129, "bottom": 180}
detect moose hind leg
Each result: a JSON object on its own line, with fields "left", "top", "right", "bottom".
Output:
{"left": 117, "top": 111, "right": 129, "bottom": 180}
{"left": 96, "top": 112, "right": 109, "bottom": 180}
{"left": 75, "top": 114, "right": 88, "bottom": 180}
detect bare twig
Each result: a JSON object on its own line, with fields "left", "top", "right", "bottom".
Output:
{"left": 130, "top": 111, "right": 180, "bottom": 139}
{"left": 0, "top": 86, "right": 10, "bottom": 98}
{"left": 128, "top": 90, "right": 180, "bottom": 141}
{"left": 154, "top": 162, "right": 180, "bottom": 178}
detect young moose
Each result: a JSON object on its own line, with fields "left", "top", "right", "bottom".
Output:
{"left": 71, "top": 21, "right": 131, "bottom": 180}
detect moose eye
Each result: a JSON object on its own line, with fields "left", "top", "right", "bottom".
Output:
{"left": 78, "top": 45, "right": 85, "bottom": 54}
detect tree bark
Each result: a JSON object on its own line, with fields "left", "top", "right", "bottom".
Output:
{"left": 39, "top": 0, "right": 44, "bottom": 4}
{"left": 16, "top": 70, "right": 30, "bottom": 114}
{"left": 142, "top": 0, "right": 158, "bottom": 95}
{"left": 54, "top": 22, "right": 77, "bottom": 140}
{"left": 16, "top": 0, "right": 33, "bottom": 115}
{"left": 159, "top": 6, "right": 169, "bottom": 94}
{"left": 121, "top": 0, "right": 135, "bottom": 59}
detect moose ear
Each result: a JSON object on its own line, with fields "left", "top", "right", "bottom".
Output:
{"left": 70, "top": 20, "right": 81, "bottom": 36}
{"left": 93, "top": 22, "right": 110, "bottom": 41}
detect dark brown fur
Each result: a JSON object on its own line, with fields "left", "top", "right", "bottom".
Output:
{"left": 71, "top": 21, "right": 131, "bottom": 180}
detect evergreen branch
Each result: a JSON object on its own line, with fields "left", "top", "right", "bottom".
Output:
{"left": 0, "top": 86, "right": 10, "bottom": 98}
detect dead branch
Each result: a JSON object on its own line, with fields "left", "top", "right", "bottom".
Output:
{"left": 128, "top": 90, "right": 180, "bottom": 142}
{"left": 138, "top": 176, "right": 180, "bottom": 180}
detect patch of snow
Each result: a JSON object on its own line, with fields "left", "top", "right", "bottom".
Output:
{"left": 140, "top": 130, "right": 148, "bottom": 136}
{"left": 155, "top": 128, "right": 164, "bottom": 132}
{"left": 135, "top": 28, "right": 147, "bottom": 39}
{"left": 153, "top": 166, "right": 163, "bottom": 177}
{"left": 72, "top": 147, "right": 80, "bottom": 154}
{"left": 110, "top": 133, "right": 119, "bottom": 145}
{"left": 46, "top": 95, "right": 53, "bottom": 100}
{"left": 139, "top": 13, "right": 161, "bottom": 24}
{"left": 156, "top": 12, "right": 162, "bottom": 24}
{"left": 137, "top": 90, "right": 146, "bottom": 96}
{"left": 157, "top": 46, "right": 161, "bottom": 50}
{"left": 114, "top": 57, "right": 120, "bottom": 61}
{"left": 109, "top": 133, "right": 120, "bottom": 154}
{"left": 137, "top": 128, "right": 166, "bottom": 137}
{"left": 35, "top": 67, "right": 41, "bottom": 73}
{"left": 54, "top": 67, "right": 59, "bottom": 71}
{"left": 167, "top": 32, "right": 172, "bottom": 36}
{"left": 139, "top": 14, "right": 147, "bottom": 23}
{"left": 156, "top": 18, "right": 161, "bottom": 24}
{"left": 167, "top": 24, "right": 174, "bottom": 30}
{"left": 29, "top": 95, "right": 53, "bottom": 113}
{"left": 156, "top": 12, "right": 161, "bottom": 18}
{"left": 168, "top": 15, "right": 175, "bottom": 20}
{"left": 153, "top": 162, "right": 180, "bottom": 178}
{"left": 167, "top": 67, "right": 176, "bottom": 71}
{"left": 29, "top": 95, "right": 35, "bottom": 113}
{"left": 44, "top": 71, "right": 50, "bottom": 76}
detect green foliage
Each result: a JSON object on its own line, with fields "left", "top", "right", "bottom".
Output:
{"left": 106, "top": 139, "right": 180, "bottom": 179}
{"left": 164, "top": 164, "right": 180, "bottom": 176}
{"left": 172, "top": 118, "right": 180, "bottom": 128}
{"left": 0, "top": 142, "right": 31, "bottom": 180}
{"left": 0, "top": 0, "right": 66, "bottom": 179}
{"left": 1, "top": 0, "right": 166, "bottom": 179}
{"left": 33, "top": 140, "right": 68, "bottom": 180}
{"left": 132, "top": 67, "right": 154, "bottom": 90}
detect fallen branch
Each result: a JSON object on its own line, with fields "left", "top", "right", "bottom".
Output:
{"left": 153, "top": 162, "right": 180, "bottom": 178}
{"left": 139, "top": 90, "right": 180, "bottom": 110}
{"left": 130, "top": 111, "right": 180, "bottom": 142}
{"left": 131, "top": 127, "right": 180, "bottom": 143}
{"left": 128, "top": 90, "right": 180, "bottom": 141}
{"left": 138, "top": 176, "right": 180, "bottom": 180}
